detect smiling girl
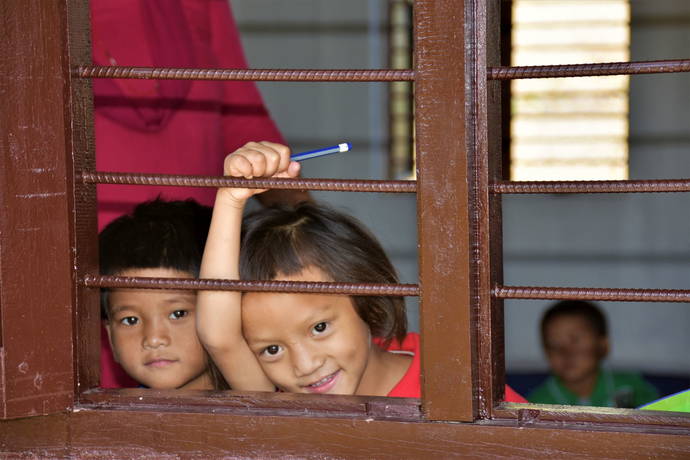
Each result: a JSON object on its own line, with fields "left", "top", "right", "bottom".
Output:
{"left": 238, "top": 203, "right": 414, "bottom": 396}
{"left": 197, "top": 141, "right": 524, "bottom": 401}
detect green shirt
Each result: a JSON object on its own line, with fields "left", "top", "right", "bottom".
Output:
{"left": 528, "top": 369, "right": 659, "bottom": 408}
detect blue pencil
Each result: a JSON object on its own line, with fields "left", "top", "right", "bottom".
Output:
{"left": 290, "top": 142, "right": 352, "bottom": 162}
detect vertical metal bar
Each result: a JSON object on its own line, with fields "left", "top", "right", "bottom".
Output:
{"left": 66, "top": 0, "right": 100, "bottom": 396}
{"left": 415, "top": 0, "right": 476, "bottom": 421}
{"left": 0, "top": 0, "right": 76, "bottom": 418}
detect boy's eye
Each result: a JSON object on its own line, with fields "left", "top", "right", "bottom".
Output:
{"left": 262, "top": 345, "right": 283, "bottom": 357}
{"left": 312, "top": 322, "right": 328, "bottom": 335}
{"left": 119, "top": 316, "right": 138, "bottom": 326}
{"left": 169, "top": 310, "right": 188, "bottom": 320}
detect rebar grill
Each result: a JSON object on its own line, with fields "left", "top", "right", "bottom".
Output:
{"left": 494, "top": 285, "right": 690, "bottom": 303}
{"left": 489, "top": 58, "right": 690, "bottom": 80}
{"left": 74, "top": 66, "right": 415, "bottom": 82}
{"left": 491, "top": 179, "right": 690, "bottom": 194}
{"left": 80, "top": 172, "right": 416, "bottom": 193}
{"left": 75, "top": 58, "right": 690, "bottom": 302}
{"left": 83, "top": 275, "right": 419, "bottom": 297}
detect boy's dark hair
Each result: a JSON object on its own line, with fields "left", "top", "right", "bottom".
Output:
{"left": 240, "top": 201, "right": 407, "bottom": 345}
{"left": 99, "top": 198, "right": 212, "bottom": 320}
{"left": 99, "top": 197, "right": 229, "bottom": 390}
{"left": 99, "top": 197, "right": 212, "bottom": 283}
{"left": 540, "top": 300, "right": 608, "bottom": 343}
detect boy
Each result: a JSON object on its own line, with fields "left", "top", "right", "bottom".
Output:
{"left": 528, "top": 300, "right": 658, "bottom": 408}
{"left": 99, "top": 198, "right": 228, "bottom": 390}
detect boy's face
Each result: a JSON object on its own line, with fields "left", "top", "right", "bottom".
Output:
{"left": 105, "top": 267, "right": 210, "bottom": 390}
{"left": 543, "top": 314, "right": 608, "bottom": 386}
{"left": 241, "top": 266, "right": 372, "bottom": 395}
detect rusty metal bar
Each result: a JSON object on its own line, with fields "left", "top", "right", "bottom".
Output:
{"left": 489, "top": 59, "right": 690, "bottom": 80}
{"left": 73, "top": 66, "right": 415, "bottom": 82}
{"left": 491, "top": 179, "right": 690, "bottom": 194}
{"left": 80, "top": 171, "right": 416, "bottom": 193}
{"left": 72, "top": 60, "right": 690, "bottom": 83}
{"left": 82, "top": 275, "right": 420, "bottom": 297}
{"left": 494, "top": 285, "right": 690, "bottom": 303}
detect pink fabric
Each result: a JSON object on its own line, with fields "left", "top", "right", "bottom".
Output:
{"left": 92, "top": 0, "right": 285, "bottom": 388}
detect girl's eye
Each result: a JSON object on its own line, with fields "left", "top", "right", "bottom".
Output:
{"left": 262, "top": 345, "right": 282, "bottom": 357}
{"left": 120, "top": 316, "right": 138, "bottom": 326}
{"left": 169, "top": 310, "right": 188, "bottom": 320}
{"left": 312, "top": 322, "right": 328, "bottom": 335}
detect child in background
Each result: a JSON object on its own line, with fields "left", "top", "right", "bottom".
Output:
{"left": 528, "top": 300, "right": 658, "bottom": 408}
{"left": 197, "top": 141, "right": 526, "bottom": 401}
{"left": 100, "top": 198, "right": 228, "bottom": 390}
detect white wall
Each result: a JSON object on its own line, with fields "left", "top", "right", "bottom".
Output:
{"left": 231, "top": 0, "right": 689, "bottom": 374}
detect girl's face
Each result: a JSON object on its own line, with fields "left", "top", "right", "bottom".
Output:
{"left": 241, "top": 266, "right": 373, "bottom": 395}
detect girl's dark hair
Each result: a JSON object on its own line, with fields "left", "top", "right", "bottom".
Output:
{"left": 240, "top": 201, "right": 407, "bottom": 345}
{"left": 540, "top": 300, "right": 608, "bottom": 343}
{"left": 208, "top": 359, "right": 231, "bottom": 390}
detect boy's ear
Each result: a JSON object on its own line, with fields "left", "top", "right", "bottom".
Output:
{"left": 598, "top": 336, "right": 610, "bottom": 359}
{"left": 103, "top": 320, "right": 120, "bottom": 364}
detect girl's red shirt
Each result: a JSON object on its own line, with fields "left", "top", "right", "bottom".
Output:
{"left": 376, "top": 332, "right": 527, "bottom": 402}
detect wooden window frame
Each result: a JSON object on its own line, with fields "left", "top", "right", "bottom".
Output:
{"left": 2, "top": 0, "right": 689, "bottom": 456}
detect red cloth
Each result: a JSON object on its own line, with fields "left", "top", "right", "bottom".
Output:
{"left": 92, "top": 0, "right": 285, "bottom": 388}
{"left": 376, "top": 332, "right": 421, "bottom": 398}
{"left": 505, "top": 383, "right": 527, "bottom": 403}
{"left": 93, "top": 0, "right": 285, "bottom": 230}
{"left": 376, "top": 333, "right": 527, "bottom": 402}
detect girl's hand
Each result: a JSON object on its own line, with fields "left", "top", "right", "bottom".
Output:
{"left": 221, "top": 141, "right": 301, "bottom": 205}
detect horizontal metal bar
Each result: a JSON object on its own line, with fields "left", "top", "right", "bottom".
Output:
{"left": 73, "top": 66, "right": 415, "bottom": 82}
{"left": 494, "top": 285, "right": 690, "bottom": 303}
{"left": 489, "top": 59, "right": 690, "bottom": 80}
{"left": 79, "top": 171, "right": 417, "bottom": 193}
{"left": 491, "top": 179, "right": 690, "bottom": 194}
{"left": 72, "top": 61, "right": 690, "bottom": 82}
{"left": 82, "top": 275, "right": 420, "bottom": 297}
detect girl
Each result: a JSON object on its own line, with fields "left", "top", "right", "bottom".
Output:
{"left": 238, "top": 201, "right": 415, "bottom": 396}
{"left": 197, "top": 141, "right": 413, "bottom": 396}
{"left": 197, "top": 141, "right": 525, "bottom": 401}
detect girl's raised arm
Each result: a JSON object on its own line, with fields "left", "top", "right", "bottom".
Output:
{"left": 196, "top": 141, "right": 298, "bottom": 391}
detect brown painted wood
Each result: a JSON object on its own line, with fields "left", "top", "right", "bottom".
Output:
{"left": 499, "top": 0, "right": 512, "bottom": 181}
{"left": 0, "top": 0, "right": 76, "bottom": 419}
{"left": 1, "top": 0, "right": 689, "bottom": 456}
{"left": 497, "top": 403, "right": 690, "bottom": 429}
{"left": 472, "top": 0, "right": 507, "bottom": 418}
{"left": 1, "top": 409, "right": 688, "bottom": 458}
{"left": 65, "top": 0, "right": 101, "bottom": 398}
{"left": 414, "top": 0, "right": 476, "bottom": 421}
{"left": 79, "top": 388, "right": 422, "bottom": 421}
